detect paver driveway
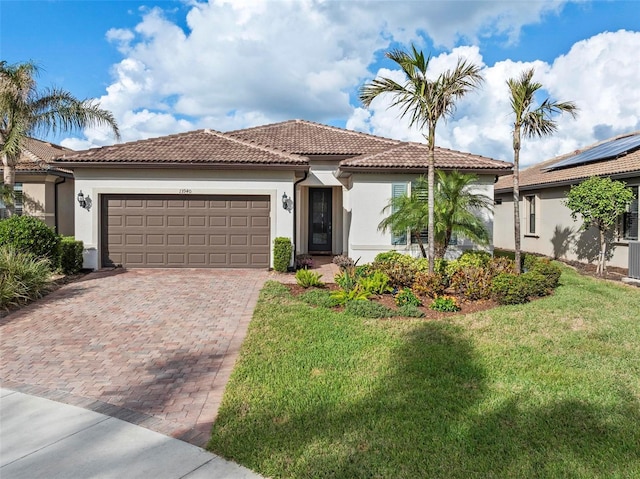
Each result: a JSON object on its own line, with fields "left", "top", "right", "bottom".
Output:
{"left": 0, "top": 269, "right": 268, "bottom": 447}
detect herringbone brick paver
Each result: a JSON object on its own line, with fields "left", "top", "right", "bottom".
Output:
{"left": 0, "top": 269, "right": 267, "bottom": 447}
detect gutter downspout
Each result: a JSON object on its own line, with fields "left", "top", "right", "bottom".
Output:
{"left": 54, "top": 176, "right": 66, "bottom": 234}
{"left": 292, "top": 171, "right": 308, "bottom": 258}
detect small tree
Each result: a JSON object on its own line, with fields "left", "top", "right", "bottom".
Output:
{"left": 565, "top": 176, "right": 635, "bottom": 275}
{"left": 378, "top": 171, "right": 492, "bottom": 259}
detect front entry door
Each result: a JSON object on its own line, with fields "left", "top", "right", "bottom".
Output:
{"left": 308, "top": 188, "right": 332, "bottom": 253}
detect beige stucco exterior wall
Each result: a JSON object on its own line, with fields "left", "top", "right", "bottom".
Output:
{"left": 493, "top": 178, "right": 639, "bottom": 270}
{"left": 346, "top": 172, "right": 497, "bottom": 264}
{"left": 16, "top": 174, "right": 74, "bottom": 236}
{"left": 72, "top": 167, "right": 298, "bottom": 270}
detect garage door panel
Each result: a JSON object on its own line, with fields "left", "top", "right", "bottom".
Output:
{"left": 102, "top": 194, "right": 270, "bottom": 268}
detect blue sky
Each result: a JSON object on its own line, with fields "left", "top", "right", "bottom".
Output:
{"left": 2, "top": 0, "right": 639, "bottom": 166}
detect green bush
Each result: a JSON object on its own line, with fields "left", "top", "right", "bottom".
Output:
{"left": 523, "top": 253, "right": 539, "bottom": 272}
{"left": 334, "top": 268, "right": 358, "bottom": 292}
{"left": 357, "top": 271, "right": 392, "bottom": 295}
{"left": 58, "top": 236, "right": 84, "bottom": 275}
{"left": 0, "top": 246, "right": 52, "bottom": 309}
{"left": 521, "top": 271, "right": 552, "bottom": 297}
{"left": 300, "top": 289, "right": 341, "bottom": 308}
{"left": 450, "top": 266, "right": 493, "bottom": 300}
{"left": 395, "top": 288, "right": 421, "bottom": 307}
{"left": 531, "top": 258, "right": 562, "bottom": 289}
{"left": 330, "top": 286, "right": 370, "bottom": 305}
{"left": 295, "top": 268, "right": 324, "bottom": 288}
{"left": 446, "top": 250, "right": 491, "bottom": 277}
{"left": 372, "top": 253, "right": 425, "bottom": 289}
{"left": 0, "top": 216, "right": 60, "bottom": 263}
{"left": 412, "top": 271, "right": 447, "bottom": 299}
{"left": 345, "top": 300, "right": 396, "bottom": 318}
{"left": 491, "top": 273, "right": 531, "bottom": 305}
{"left": 488, "top": 256, "right": 517, "bottom": 277}
{"left": 273, "top": 237, "right": 292, "bottom": 272}
{"left": 429, "top": 295, "right": 461, "bottom": 312}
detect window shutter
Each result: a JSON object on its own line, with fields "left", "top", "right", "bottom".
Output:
{"left": 391, "top": 183, "right": 407, "bottom": 245}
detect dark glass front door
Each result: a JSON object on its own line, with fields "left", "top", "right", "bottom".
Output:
{"left": 308, "top": 188, "right": 332, "bottom": 252}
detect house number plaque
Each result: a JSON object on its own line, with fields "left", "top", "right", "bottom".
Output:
{"left": 179, "top": 189, "right": 193, "bottom": 194}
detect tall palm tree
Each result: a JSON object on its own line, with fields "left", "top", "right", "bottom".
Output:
{"left": 379, "top": 171, "right": 492, "bottom": 259}
{"left": 1, "top": 61, "right": 120, "bottom": 215}
{"left": 507, "top": 68, "right": 577, "bottom": 272}
{"left": 360, "top": 45, "right": 483, "bottom": 273}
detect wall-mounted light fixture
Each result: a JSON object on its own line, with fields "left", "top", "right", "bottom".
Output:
{"left": 282, "top": 192, "right": 293, "bottom": 212}
{"left": 77, "top": 190, "right": 92, "bottom": 211}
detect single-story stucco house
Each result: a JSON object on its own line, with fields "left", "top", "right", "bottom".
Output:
{"left": 54, "top": 120, "right": 512, "bottom": 270}
{"left": 1, "top": 138, "right": 75, "bottom": 236}
{"left": 494, "top": 131, "right": 640, "bottom": 270}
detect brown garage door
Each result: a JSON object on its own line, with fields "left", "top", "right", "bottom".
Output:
{"left": 101, "top": 194, "right": 270, "bottom": 268}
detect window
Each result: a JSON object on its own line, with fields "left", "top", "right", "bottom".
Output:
{"left": 622, "top": 186, "right": 638, "bottom": 240}
{"left": 525, "top": 195, "right": 536, "bottom": 235}
{"left": 0, "top": 183, "right": 22, "bottom": 218}
{"left": 391, "top": 183, "right": 407, "bottom": 245}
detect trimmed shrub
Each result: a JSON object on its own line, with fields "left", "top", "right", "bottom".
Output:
{"left": 491, "top": 273, "right": 530, "bottom": 305}
{"left": 450, "top": 266, "right": 493, "bottom": 300}
{"left": 521, "top": 271, "right": 552, "bottom": 297}
{"left": 59, "top": 236, "right": 84, "bottom": 275}
{"left": 531, "top": 258, "right": 562, "bottom": 289}
{"left": 300, "top": 289, "right": 341, "bottom": 308}
{"left": 430, "top": 295, "right": 461, "bottom": 312}
{"left": 295, "top": 269, "right": 324, "bottom": 288}
{"left": 357, "top": 271, "right": 392, "bottom": 295}
{"left": 412, "top": 271, "right": 447, "bottom": 299}
{"left": 446, "top": 250, "right": 491, "bottom": 278}
{"left": 372, "top": 253, "right": 424, "bottom": 289}
{"left": 395, "top": 288, "right": 421, "bottom": 307}
{"left": 345, "top": 300, "right": 396, "bottom": 318}
{"left": 488, "top": 256, "right": 517, "bottom": 277}
{"left": 0, "top": 246, "right": 52, "bottom": 309}
{"left": 0, "top": 216, "right": 60, "bottom": 263}
{"left": 273, "top": 237, "right": 292, "bottom": 272}
{"left": 523, "top": 253, "right": 539, "bottom": 272}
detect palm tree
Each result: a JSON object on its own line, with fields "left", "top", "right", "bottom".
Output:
{"left": 360, "top": 45, "right": 483, "bottom": 273}
{"left": 507, "top": 68, "right": 577, "bottom": 272}
{"left": 1, "top": 61, "right": 120, "bottom": 215}
{"left": 379, "top": 171, "right": 492, "bottom": 259}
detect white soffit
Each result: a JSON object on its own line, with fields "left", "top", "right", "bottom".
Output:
{"left": 301, "top": 170, "right": 343, "bottom": 187}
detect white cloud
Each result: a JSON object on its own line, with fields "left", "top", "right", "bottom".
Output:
{"left": 69, "top": 0, "right": 640, "bottom": 171}
{"left": 354, "top": 30, "right": 640, "bottom": 167}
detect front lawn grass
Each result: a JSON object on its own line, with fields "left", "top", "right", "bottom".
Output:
{"left": 208, "top": 266, "right": 640, "bottom": 478}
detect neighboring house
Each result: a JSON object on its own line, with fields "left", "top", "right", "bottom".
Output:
{"left": 54, "top": 120, "right": 511, "bottom": 270}
{"left": 494, "top": 131, "right": 640, "bottom": 270}
{"left": 0, "top": 138, "right": 75, "bottom": 236}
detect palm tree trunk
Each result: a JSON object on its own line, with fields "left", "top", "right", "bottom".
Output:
{"left": 417, "top": 236, "right": 427, "bottom": 258}
{"left": 512, "top": 127, "right": 522, "bottom": 274}
{"left": 427, "top": 125, "right": 436, "bottom": 274}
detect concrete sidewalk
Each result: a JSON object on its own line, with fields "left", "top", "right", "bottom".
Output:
{"left": 0, "top": 388, "right": 263, "bottom": 479}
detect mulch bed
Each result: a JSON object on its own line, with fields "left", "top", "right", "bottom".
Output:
{"left": 559, "top": 260, "right": 629, "bottom": 282}
{"left": 284, "top": 283, "right": 499, "bottom": 320}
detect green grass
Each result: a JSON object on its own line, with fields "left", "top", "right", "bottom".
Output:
{"left": 208, "top": 267, "right": 640, "bottom": 478}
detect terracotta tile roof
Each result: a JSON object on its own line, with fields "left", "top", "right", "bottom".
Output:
{"left": 340, "top": 142, "right": 512, "bottom": 172}
{"left": 495, "top": 131, "right": 640, "bottom": 192}
{"left": 51, "top": 120, "right": 508, "bottom": 173}
{"left": 56, "top": 129, "right": 307, "bottom": 167}
{"left": 1, "top": 138, "right": 74, "bottom": 175}
{"left": 227, "top": 119, "right": 398, "bottom": 155}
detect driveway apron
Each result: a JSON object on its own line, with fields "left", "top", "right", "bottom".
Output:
{"left": 0, "top": 269, "right": 268, "bottom": 447}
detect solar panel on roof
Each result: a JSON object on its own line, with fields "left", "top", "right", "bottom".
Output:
{"left": 543, "top": 134, "right": 640, "bottom": 171}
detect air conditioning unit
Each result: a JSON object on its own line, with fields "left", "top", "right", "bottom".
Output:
{"left": 629, "top": 241, "right": 640, "bottom": 280}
